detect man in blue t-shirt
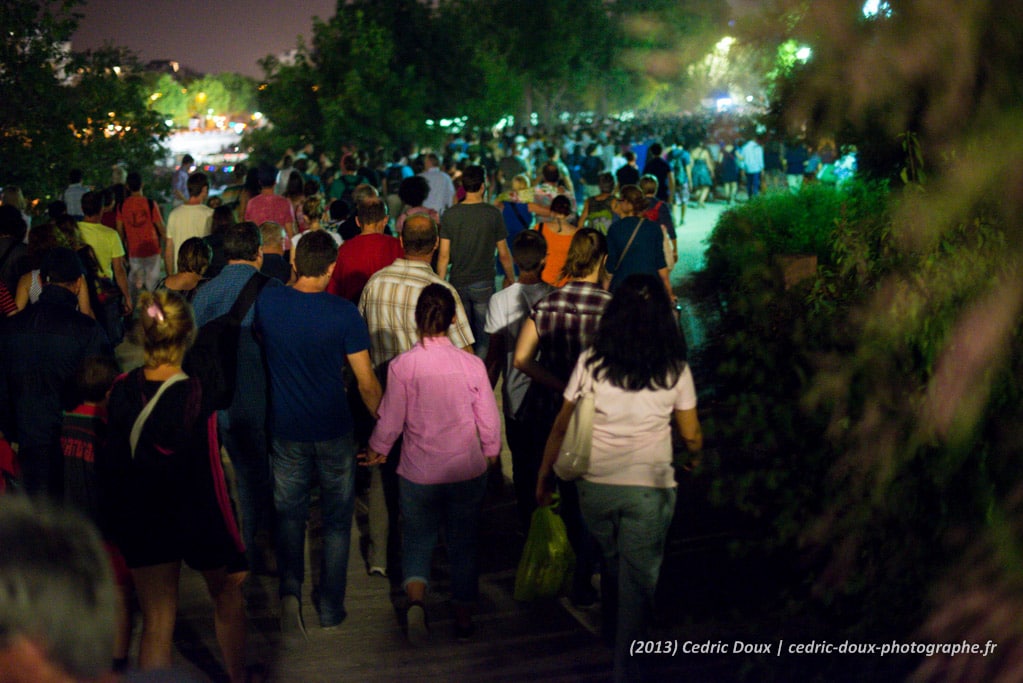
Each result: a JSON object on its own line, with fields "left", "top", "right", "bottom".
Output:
{"left": 254, "top": 230, "right": 382, "bottom": 634}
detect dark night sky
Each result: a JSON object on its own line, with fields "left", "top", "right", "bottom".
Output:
{"left": 72, "top": 0, "right": 337, "bottom": 77}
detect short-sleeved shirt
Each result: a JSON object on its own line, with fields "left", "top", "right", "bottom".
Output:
{"left": 439, "top": 202, "right": 507, "bottom": 289}
{"left": 530, "top": 280, "right": 611, "bottom": 385}
{"left": 565, "top": 348, "right": 696, "bottom": 489}
{"left": 244, "top": 192, "right": 294, "bottom": 229}
{"left": 606, "top": 216, "right": 667, "bottom": 292}
{"left": 117, "top": 196, "right": 163, "bottom": 258}
{"left": 254, "top": 286, "right": 370, "bottom": 442}
{"left": 359, "top": 259, "right": 474, "bottom": 369}
{"left": 642, "top": 156, "right": 673, "bottom": 202}
{"left": 166, "top": 204, "right": 213, "bottom": 272}
{"left": 485, "top": 281, "right": 554, "bottom": 415}
{"left": 78, "top": 220, "right": 125, "bottom": 279}
{"left": 326, "top": 232, "right": 403, "bottom": 303}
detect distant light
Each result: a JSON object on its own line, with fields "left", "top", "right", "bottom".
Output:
{"left": 716, "top": 36, "right": 735, "bottom": 53}
{"left": 716, "top": 98, "right": 733, "bottom": 112}
{"left": 862, "top": 0, "right": 892, "bottom": 17}
{"left": 164, "top": 119, "right": 174, "bottom": 127}
{"left": 746, "top": 95, "right": 754, "bottom": 103}
{"left": 107, "top": 111, "right": 115, "bottom": 117}
{"left": 796, "top": 46, "right": 812, "bottom": 62}
{"left": 112, "top": 65, "right": 121, "bottom": 75}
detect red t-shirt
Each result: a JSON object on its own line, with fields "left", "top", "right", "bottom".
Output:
{"left": 327, "top": 233, "right": 404, "bottom": 303}
{"left": 116, "top": 196, "right": 163, "bottom": 257}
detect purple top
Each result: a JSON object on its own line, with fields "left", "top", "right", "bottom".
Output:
{"left": 369, "top": 336, "right": 501, "bottom": 485}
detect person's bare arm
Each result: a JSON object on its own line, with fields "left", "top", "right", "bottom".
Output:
{"left": 164, "top": 236, "right": 175, "bottom": 276}
{"left": 536, "top": 398, "right": 575, "bottom": 507}
{"left": 348, "top": 349, "right": 383, "bottom": 419}
{"left": 674, "top": 407, "right": 703, "bottom": 471}
{"left": 496, "top": 240, "right": 515, "bottom": 287}
{"left": 112, "top": 257, "right": 133, "bottom": 314}
{"left": 435, "top": 238, "right": 451, "bottom": 278}
{"left": 512, "top": 317, "right": 565, "bottom": 394}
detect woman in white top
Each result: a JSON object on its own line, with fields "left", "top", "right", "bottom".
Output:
{"left": 537, "top": 272, "right": 702, "bottom": 683}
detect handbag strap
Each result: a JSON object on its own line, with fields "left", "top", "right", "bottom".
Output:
{"left": 130, "top": 372, "right": 189, "bottom": 458}
{"left": 613, "top": 218, "right": 644, "bottom": 273}
{"left": 227, "top": 271, "right": 271, "bottom": 324}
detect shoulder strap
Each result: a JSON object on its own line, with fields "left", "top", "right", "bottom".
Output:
{"left": 226, "top": 272, "right": 271, "bottom": 324}
{"left": 613, "top": 219, "right": 644, "bottom": 273}
{"left": 130, "top": 372, "right": 189, "bottom": 458}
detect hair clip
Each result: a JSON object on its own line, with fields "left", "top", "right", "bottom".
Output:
{"left": 146, "top": 303, "right": 164, "bottom": 323}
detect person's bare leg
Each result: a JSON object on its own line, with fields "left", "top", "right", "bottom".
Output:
{"left": 131, "top": 562, "right": 181, "bottom": 670}
{"left": 406, "top": 580, "right": 426, "bottom": 604}
{"left": 203, "top": 568, "right": 248, "bottom": 683}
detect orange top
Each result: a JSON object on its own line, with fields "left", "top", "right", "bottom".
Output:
{"left": 538, "top": 221, "right": 576, "bottom": 287}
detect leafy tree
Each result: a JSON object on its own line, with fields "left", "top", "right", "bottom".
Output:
{"left": 0, "top": 0, "right": 165, "bottom": 202}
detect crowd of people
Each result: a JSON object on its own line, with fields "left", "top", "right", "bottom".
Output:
{"left": 0, "top": 121, "right": 715, "bottom": 682}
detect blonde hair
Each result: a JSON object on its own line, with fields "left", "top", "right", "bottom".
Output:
{"left": 512, "top": 174, "right": 530, "bottom": 192}
{"left": 138, "top": 290, "right": 196, "bottom": 368}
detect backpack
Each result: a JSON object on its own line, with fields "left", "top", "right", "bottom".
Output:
{"left": 584, "top": 197, "right": 615, "bottom": 235}
{"left": 182, "top": 273, "right": 270, "bottom": 410}
{"left": 384, "top": 165, "right": 405, "bottom": 194}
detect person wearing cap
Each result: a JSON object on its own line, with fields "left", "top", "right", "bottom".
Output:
{"left": 0, "top": 247, "right": 112, "bottom": 499}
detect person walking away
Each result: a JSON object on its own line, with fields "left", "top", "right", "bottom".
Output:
{"left": 537, "top": 273, "right": 702, "bottom": 683}
{"left": 436, "top": 164, "right": 514, "bottom": 358}
{"left": 366, "top": 284, "right": 501, "bottom": 643}
{"left": 254, "top": 230, "right": 382, "bottom": 632}
{"left": 484, "top": 231, "right": 554, "bottom": 531}
{"left": 116, "top": 171, "right": 165, "bottom": 302}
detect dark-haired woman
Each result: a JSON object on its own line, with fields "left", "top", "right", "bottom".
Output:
{"left": 367, "top": 284, "right": 501, "bottom": 643}
{"left": 606, "top": 185, "right": 673, "bottom": 300}
{"left": 537, "top": 273, "right": 702, "bottom": 683}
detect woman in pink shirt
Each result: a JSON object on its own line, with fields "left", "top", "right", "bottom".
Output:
{"left": 367, "top": 284, "right": 501, "bottom": 644}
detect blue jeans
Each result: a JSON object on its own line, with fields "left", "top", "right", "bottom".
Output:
{"left": 456, "top": 280, "right": 494, "bottom": 359}
{"left": 399, "top": 472, "right": 488, "bottom": 604}
{"left": 578, "top": 480, "right": 676, "bottom": 683}
{"left": 219, "top": 413, "right": 273, "bottom": 567}
{"left": 746, "top": 171, "right": 762, "bottom": 199}
{"left": 272, "top": 434, "right": 357, "bottom": 627}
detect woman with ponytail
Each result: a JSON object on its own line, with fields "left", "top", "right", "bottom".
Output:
{"left": 100, "top": 290, "right": 250, "bottom": 681}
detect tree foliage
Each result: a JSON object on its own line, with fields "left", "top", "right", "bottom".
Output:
{"left": 0, "top": 0, "right": 166, "bottom": 202}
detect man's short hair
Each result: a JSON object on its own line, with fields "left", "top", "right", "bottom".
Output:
{"left": 357, "top": 197, "right": 387, "bottom": 226}
{"left": 624, "top": 150, "right": 635, "bottom": 162}
{"left": 541, "top": 163, "right": 559, "bottom": 183}
{"left": 69, "top": 169, "right": 83, "bottom": 183}
{"left": 222, "top": 221, "right": 261, "bottom": 261}
{"left": 75, "top": 355, "right": 120, "bottom": 403}
{"left": 259, "top": 221, "right": 285, "bottom": 248}
{"left": 649, "top": 142, "right": 663, "bottom": 157}
{"left": 398, "top": 176, "right": 430, "bottom": 207}
{"left": 512, "top": 229, "right": 547, "bottom": 273}
{"left": 461, "top": 165, "right": 485, "bottom": 193}
{"left": 80, "top": 191, "right": 102, "bottom": 217}
{"left": 351, "top": 183, "right": 379, "bottom": 205}
{"left": 597, "top": 171, "right": 615, "bottom": 194}
{"left": 257, "top": 164, "right": 277, "bottom": 188}
{"left": 0, "top": 497, "right": 117, "bottom": 679}
{"left": 41, "top": 247, "right": 85, "bottom": 284}
{"left": 186, "top": 171, "right": 209, "bottom": 198}
{"left": 126, "top": 171, "right": 143, "bottom": 192}
{"left": 181, "top": 154, "right": 194, "bottom": 165}
{"left": 401, "top": 214, "right": 438, "bottom": 256}
{"left": 329, "top": 199, "right": 350, "bottom": 221}
{"left": 294, "top": 230, "right": 337, "bottom": 278}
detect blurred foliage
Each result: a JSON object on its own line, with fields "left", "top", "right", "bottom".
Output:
{"left": 694, "top": 2, "right": 1023, "bottom": 668}
{"left": 146, "top": 72, "right": 258, "bottom": 128}
{"left": 0, "top": 1, "right": 166, "bottom": 203}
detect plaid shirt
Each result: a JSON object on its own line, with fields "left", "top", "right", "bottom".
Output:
{"left": 359, "top": 259, "right": 474, "bottom": 369}
{"left": 531, "top": 280, "right": 612, "bottom": 383}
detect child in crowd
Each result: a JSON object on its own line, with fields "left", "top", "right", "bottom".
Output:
{"left": 60, "top": 354, "right": 133, "bottom": 672}
{"left": 484, "top": 230, "right": 555, "bottom": 532}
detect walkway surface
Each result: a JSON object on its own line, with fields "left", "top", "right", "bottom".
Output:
{"left": 129, "top": 202, "right": 730, "bottom": 682}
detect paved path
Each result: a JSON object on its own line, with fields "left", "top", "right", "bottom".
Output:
{"left": 125, "top": 202, "right": 729, "bottom": 682}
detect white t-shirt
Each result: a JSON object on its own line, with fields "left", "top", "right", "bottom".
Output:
{"left": 165, "top": 204, "right": 213, "bottom": 272}
{"left": 564, "top": 348, "right": 697, "bottom": 489}
{"left": 484, "top": 281, "right": 554, "bottom": 416}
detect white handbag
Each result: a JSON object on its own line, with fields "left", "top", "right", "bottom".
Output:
{"left": 553, "top": 369, "right": 595, "bottom": 481}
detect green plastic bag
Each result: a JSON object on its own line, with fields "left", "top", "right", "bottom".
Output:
{"left": 514, "top": 504, "right": 576, "bottom": 601}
